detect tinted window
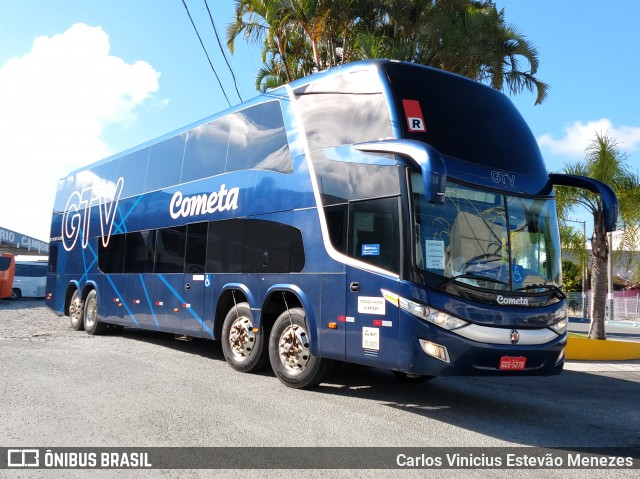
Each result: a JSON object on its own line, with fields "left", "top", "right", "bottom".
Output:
{"left": 312, "top": 151, "right": 401, "bottom": 205}
{"left": 33, "top": 265, "right": 47, "bottom": 276}
{"left": 155, "top": 227, "right": 186, "bottom": 273}
{"left": 118, "top": 148, "right": 149, "bottom": 198}
{"left": 185, "top": 222, "right": 208, "bottom": 274}
{"left": 325, "top": 204, "right": 348, "bottom": 255}
{"left": 47, "top": 246, "right": 58, "bottom": 273}
{"left": 15, "top": 264, "right": 30, "bottom": 276}
{"left": 0, "top": 257, "right": 11, "bottom": 271}
{"left": 295, "top": 70, "right": 393, "bottom": 151}
{"left": 226, "top": 101, "right": 293, "bottom": 173}
{"left": 383, "top": 62, "right": 546, "bottom": 174}
{"left": 206, "top": 220, "right": 245, "bottom": 274}
{"left": 145, "top": 134, "right": 187, "bottom": 192}
{"left": 182, "top": 119, "right": 229, "bottom": 183}
{"left": 123, "top": 230, "right": 156, "bottom": 273}
{"left": 98, "top": 234, "right": 126, "bottom": 274}
{"left": 244, "top": 220, "right": 305, "bottom": 273}
{"left": 348, "top": 197, "right": 400, "bottom": 273}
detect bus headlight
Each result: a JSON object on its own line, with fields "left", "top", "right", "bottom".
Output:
{"left": 548, "top": 305, "right": 568, "bottom": 335}
{"left": 381, "top": 289, "right": 468, "bottom": 331}
{"left": 549, "top": 318, "right": 568, "bottom": 335}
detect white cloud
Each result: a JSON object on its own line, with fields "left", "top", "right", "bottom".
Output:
{"left": 538, "top": 119, "right": 640, "bottom": 159}
{"left": 0, "top": 23, "right": 160, "bottom": 241}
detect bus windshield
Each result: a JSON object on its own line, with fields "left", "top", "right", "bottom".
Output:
{"left": 411, "top": 173, "right": 562, "bottom": 292}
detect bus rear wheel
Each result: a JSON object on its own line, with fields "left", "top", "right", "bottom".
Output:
{"left": 11, "top": 289, "right": 21, "bottom": 300}
{"left": 221, "top": 302, "right": 268, "bottom": 373}
{"left": 269, "top": 308, "right": 332, "bottom": 389}
{"left": 83, "top": 290, "right": 107, "bottom": 335}
{"left": 69, "top": 290, "right": 84, "bottom": 331}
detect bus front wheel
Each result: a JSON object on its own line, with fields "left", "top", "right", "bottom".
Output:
{"left": 69, "top": 290, "right": 84, "bottom": 331}
{"left": 11, "top": 289, "right": 21, "bottom": 300}
{"left": 269, "top": 308, "right": 332, "bottom": 389}
{"left": 83, "top": 290, "right": 107, "bottom": 335}
{"left": 221, "top": 302, "right": 268, "bottom": 373}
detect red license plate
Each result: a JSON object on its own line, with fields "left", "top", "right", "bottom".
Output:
{"left": 499, "top": 356, "right": 527, "bottom": 370}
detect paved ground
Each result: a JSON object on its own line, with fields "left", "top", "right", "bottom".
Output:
{"left": 1, "top": 299, "right": 639, "bottom": 479}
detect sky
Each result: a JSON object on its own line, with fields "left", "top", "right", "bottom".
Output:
{"left": 1, "top": 0, "right": 639, "bottom": 243}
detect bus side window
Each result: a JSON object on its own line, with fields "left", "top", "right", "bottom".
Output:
{"left": 182, "top": 119, "right": 229, "bottom": 183}
{"left": 227, "top": 101, "right": 292, "bottom": 174}
{"left": 206, "top": 220, "right": 245, "bottom": 274}
{"left": 155, "top": 227, "right": 186, "bottom": 273}
{"left": 123, "top": 230, "right": 156, "bottom": 274}
{"left": 324, "top": 204, "right": 348, "bottom": 255}
{"left": 98, "top": 234, "right": 126, "bottom": 274}
{"left": 185, "top": 222, "right": 208, "bottom": 274}
{"left": 347, "top": 197, "right": 400, "bottom": 274}
{"left": 145, "top": 134, "right": 187, "bottom": 193}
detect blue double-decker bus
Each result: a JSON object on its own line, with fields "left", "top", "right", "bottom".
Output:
{"left": 46, "top": 60, "right": 618, "bottom": 388}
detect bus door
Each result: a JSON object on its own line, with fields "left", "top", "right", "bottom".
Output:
{"left": 344, "top": 198, "right": 400, "bottom": 368}
{"left": 181, "top": 222, "right": 209, "bottom": 336}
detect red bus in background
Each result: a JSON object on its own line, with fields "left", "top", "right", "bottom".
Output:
{"left": 0, "top": 253, "right": 16, "bottom": 299}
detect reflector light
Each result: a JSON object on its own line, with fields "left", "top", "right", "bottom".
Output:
{"left": 113, "top": 298, "right": 119, "bottom": 302}
{"left": 328, "top": 322, "right": 338, "bottom": 329}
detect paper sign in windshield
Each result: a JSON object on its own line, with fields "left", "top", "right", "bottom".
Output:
{"left": 425, "top": 240, "right": 445, "bottom": 269}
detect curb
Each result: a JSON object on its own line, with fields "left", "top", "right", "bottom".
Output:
{"left": 565, "top": 334, "right": 640, "bottom": 361}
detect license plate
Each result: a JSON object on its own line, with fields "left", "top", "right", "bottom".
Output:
{"left": 499, "top": 356, "right": 527, "bottom": 370}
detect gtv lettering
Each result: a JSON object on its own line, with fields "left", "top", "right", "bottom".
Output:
{"left": 62, "top": 177, "right": 124, "bottom": 251}
{"left": 169, "top": 184, "right": 239, "bottom": 219}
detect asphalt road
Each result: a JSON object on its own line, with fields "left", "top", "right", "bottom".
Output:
{"left": 1, "top": 299, "right": 639, "bottom": 479}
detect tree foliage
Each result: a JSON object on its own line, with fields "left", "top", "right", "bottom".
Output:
{"left": 227, "top": 0, "right": 548, "bottom": 103}
{"left": 555, "top": 132, "right": 640, "bottom": 339}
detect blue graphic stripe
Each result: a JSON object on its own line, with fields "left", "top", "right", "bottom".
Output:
{"left": 114, "top": 194, "right": 144, "bottom": 234}
{"left": 105, "top": 275, "right": 141, "bottom": 328}
{"left": 139, "top": 274, "right": 161, "bottom": 330}
{"left": 157, "top": 274, "right": 213, "bottom": 336}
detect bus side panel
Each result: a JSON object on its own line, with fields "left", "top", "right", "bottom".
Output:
{"left": 125, "top": 274, "right": 160, "bottom": 331}
{"left": 318, "top": 273, "right": 346, "bottom": 360}
{"left": 100, "top": 274, "right": 126, "bottom": 326}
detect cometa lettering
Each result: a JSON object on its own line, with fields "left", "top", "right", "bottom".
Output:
{"left": 497, "top": 295, "right": 529, "bottom": 306}
{"left": 169, "top": 184, "right": 239, "bottom": 219}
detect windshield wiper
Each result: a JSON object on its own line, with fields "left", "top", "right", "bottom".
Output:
{"left": 438, "top": 274, "right": 508, "bottom": 289}
{"left": 515, "top": 284, "right": 566, "bottom": 300}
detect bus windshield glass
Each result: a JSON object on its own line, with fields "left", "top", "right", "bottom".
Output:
{"left": 411, "top": 173, "right": 562, "bottom": 292}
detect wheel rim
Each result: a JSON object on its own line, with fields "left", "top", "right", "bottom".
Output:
{"left": 70, "top": 294, "right": 82, "bottom": 326}
{"left": 228, "top": 316, "right": 256, "bottom": 362}
{"left": 85, "top": 296, "right": 97, "bottom": 329}
{"left": 278, "top": 323, "right": 310, "bottom": 375}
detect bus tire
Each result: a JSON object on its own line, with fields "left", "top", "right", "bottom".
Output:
{"left": 69, "top": 290, "right": 84, "bottom": 331}
{"left": 269, "top": 308, "right": 332, "bottom": 389}
{"left": 83, "top": 289, "right": 107, "bottom": 335}
{"left": 221, "top": 302, "right": 268, "bottom": 373}
{"left": 11, "top": 289, "right": 21, "bottom": 300}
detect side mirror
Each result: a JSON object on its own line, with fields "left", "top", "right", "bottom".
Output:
{"left": 354, "top": 139, "right": 447, "bottom": 204}
{"left": 550, "top": 173, "right": 619, "bottom": 232}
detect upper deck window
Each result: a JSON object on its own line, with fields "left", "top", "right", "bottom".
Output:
{"left": 226, "top": 101, "right": 293, "bottom": 174}
{"left": 294, "top": 69, "right": 393, "bottom": 151}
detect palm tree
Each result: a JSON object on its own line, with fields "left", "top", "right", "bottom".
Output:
{"left": 227, "top": 1, "right": 549, "bottom": 103}
{"left": 555, "top": 132, "right": 640, "bottom": 339}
